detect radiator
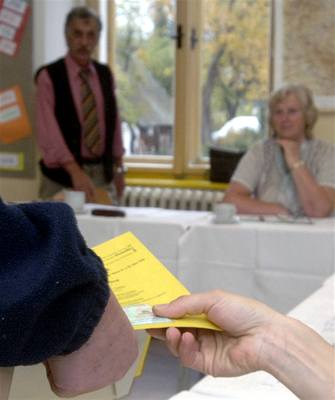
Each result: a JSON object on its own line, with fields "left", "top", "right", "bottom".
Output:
{"left": 120, "top": 186, "right": 224, "bottom": 211}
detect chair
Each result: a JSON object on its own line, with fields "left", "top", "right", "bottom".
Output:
{"left": 209, "top": 147, "right": 245, "bottom": 183}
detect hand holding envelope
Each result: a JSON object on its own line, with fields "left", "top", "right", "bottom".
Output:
{"left": 93, "top": 232, "right": 219, "bottom": 332}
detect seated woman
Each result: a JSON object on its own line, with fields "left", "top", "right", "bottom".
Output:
{"left": 223, "top": 84, "right": 335, "bottom": 217}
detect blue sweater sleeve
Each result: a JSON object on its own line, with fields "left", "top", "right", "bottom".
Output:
{"left": 0, "top": 199, "right": 110, "bottom": 367}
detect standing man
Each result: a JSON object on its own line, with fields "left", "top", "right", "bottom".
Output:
{"left": 36, "top": 7, "right": 125, "bottom": 202}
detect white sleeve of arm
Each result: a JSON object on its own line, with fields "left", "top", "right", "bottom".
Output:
{"left": 231, "top": 142, "right": 264, "bottom": 192}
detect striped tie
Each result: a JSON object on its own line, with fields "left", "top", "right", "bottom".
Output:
{"left": 79, "top": 69, "right": 102, "bottom": 155}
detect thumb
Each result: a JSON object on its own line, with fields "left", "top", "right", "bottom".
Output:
{"left": 153, "top": 292, "right": 223, "bottom": 319}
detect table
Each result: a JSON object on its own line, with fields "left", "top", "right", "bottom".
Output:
{"left": 177, "top": 216, "right": 335, "bottom": 312}
{"left": 77, "top": 209, "right": 335, "bottom": 313}
{"left": 76, "top": 208, "right": 334, "bottom": 314}
{"left": 77, "top": 205, "right": 209, "bottom": 276}
{"left": 169, "top": 274, "right": 335, "bottom": 400}
{"left": 78, "top": 208, "right": 334, "bottom": 312}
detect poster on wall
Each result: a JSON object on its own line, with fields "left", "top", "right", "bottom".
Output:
{"left": 0, "top": 0, "right": 34, "bottom": 180}
{"left": 0, "top": 0, "right": 30, "bottom": 57}
{"left": 0, "top": 85, "right": 32, "bottom": 143}
{"left": 0, "top": 151, "right": 24, "bottom": 170}
{"left": 273, "top": 0, "right": 335, "bottom": 111}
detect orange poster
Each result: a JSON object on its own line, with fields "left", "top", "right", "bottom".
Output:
{"left": 0, "top": 85, "right": 32, "bottom": 144}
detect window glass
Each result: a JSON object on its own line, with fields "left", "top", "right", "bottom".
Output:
{"left": 115, "top": 0, "right": 176, "bottom": 156}
{"left": 202, "top": 0, "right": 271, "bottom": 154}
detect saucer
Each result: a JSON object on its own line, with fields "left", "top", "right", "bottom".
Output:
{"left": 211, "top": 215, "right": 240, "bottom": 224}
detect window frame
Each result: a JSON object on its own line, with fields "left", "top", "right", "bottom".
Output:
{"left": 101, "top": 0, "right": 273, "bottom": 180}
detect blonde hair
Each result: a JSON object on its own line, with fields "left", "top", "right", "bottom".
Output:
{"left": 268, "top": 84, "right": 318, "bottom": 139}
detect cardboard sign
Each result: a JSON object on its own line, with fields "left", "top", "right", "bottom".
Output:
{"left": 0, "top": 151, "right": 24, "bottom": 170}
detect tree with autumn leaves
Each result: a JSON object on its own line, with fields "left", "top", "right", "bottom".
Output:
{"left": 115, "top": 0, "right": 270, "bottom": 154}
{"left": 201, "top": 0, "right": 269, "bottom": 145}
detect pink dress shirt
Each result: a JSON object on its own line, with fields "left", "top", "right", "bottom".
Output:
{"left": 36, "top": 54, "right": 124, "bottom": 168}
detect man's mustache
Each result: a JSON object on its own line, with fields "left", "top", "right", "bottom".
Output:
{"left": 77, "top": 47, "right": 90, "bottom": 53}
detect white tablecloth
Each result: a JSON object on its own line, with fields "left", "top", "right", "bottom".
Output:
{"left": 169, "top": 274, "right": 335, "bottom": 400}
{"left": 77, "top": 205, "right": 209, "bottom": 276}
{"left": 77, "top": 207, "right": 334, "bottom": 312}
{"left": 177, "top": 216, "right": 335, "bottom": 312}
{"left": 78, "top": 208, "right": 334, "bottom": 312}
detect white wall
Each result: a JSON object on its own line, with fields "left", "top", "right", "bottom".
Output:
{"left": 33, "top": 0, "right": 106, "bottom": 69}
{"left": 33, "top": 0, "right": 75, "bottom": 70}
{"left": 0, "top": 0, "right": 105, "bottom": 203}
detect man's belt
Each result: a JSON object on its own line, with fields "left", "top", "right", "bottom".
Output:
{"left": 82, "top": 158, "right": 102, "bottom": 165}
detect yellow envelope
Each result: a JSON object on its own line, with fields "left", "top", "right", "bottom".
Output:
{"left": 93, "top": 232, "right": 219, "bottom": 331}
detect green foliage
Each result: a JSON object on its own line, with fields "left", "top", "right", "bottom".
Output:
{"left": 115, "top": 0, "right": 270, "bottom": 155}
{"left": 115, "top": 64, "right": 142, "bottom": 124}
{"left": 138, "top": 35, "right": 174, "bottom": 95}
{"left": 203, "top": 0, "right": 270, "bottom": 129}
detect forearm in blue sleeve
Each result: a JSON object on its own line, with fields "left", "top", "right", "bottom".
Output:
{"left": 0, "top": 199, "right": 110, "bottom": 366}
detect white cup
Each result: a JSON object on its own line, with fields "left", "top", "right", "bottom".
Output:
{"left": 64, "top": 190, "right": 85, "bottom": 213}
{"left": 213, "top": 202, "right": 236, "bottom": 223}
